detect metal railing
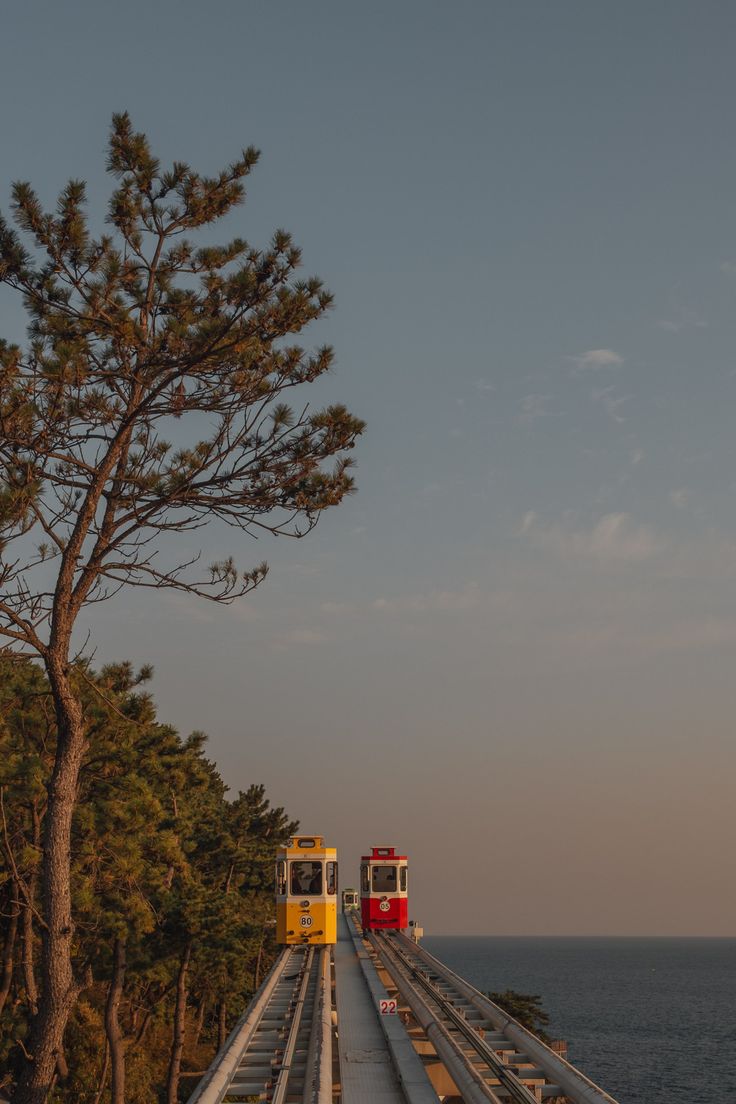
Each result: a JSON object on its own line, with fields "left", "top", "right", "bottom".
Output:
{"left": 385, "top": 930, "right": 621, "bottom": 1104}
{"left": 186, "top": 944, "right": 333, "bottom": 1104}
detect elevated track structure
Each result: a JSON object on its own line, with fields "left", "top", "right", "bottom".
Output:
{"left": 367, "top": 927, "right": 620, "bottom": 1104}
{"left": 187, "top": 916, "right": 621, "bottom": 1104}
{"left": 187, "top": 944, "right": 332, "bottom": 1104}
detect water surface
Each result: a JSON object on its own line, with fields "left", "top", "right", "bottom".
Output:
{"left": 423, "top": 936, "right": 736, "bottom": 1104}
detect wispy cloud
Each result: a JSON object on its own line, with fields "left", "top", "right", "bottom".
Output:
{"left": 570, "top": 348, "right": 624, "bottom": 372}
{"left": 630, "top": 449, "right": 644, "bottom": 466}
{"left": 520, "top": 394, "right": 563, "bottom": 423}
{"left": 520, "top": 511, "right": 662, "bottom": 563}
{"left": 543, "top": 613, "right": 736, "bottom": 664}
{"left": 372, "top": 581, "right": 482, "bottom": 614}
{"left": 669, "top": 488, "right": 689, "bottom": 509}
{"left": 591, "top": 386, "right": 631, "bottom": 423}
{"left": 657, "top": 309, "right": 707, "bottom": 333}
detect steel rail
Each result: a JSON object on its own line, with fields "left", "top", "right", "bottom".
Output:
{"left": 317, "top": 945, "right": 334, "bottom": 1103}
{"left": 186, "top": 943, "right": 333, "bottom": 1104}
{"left": 297, "top": 946, "right": 332, "bottom": 1104}
{"left": 376, "top": 933, "right": 539, "bottom": 1104}
{"left": 272, "top": 946, "right": 314, "bottom": 1104}
{"left": 371, "top": 931, "right": 531, "bottom": 1104}
{"left": 391, "top": 931, "right": 622, "bottom": 1104}
{"left": 185, "top": 946, "right": 294, "bottom": 1104}
{"left": 301, "top": 948, "right": 323, "bottom": 1103}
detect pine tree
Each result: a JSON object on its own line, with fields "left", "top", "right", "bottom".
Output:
{"left": 0, "top": 113, "right": 363, "bottom": 1103}
{"left": 488, "top": 989, "right": 552, "bottom": 1043}
{"left": 0, "top": 657, "right": 296, "bottom": 1100}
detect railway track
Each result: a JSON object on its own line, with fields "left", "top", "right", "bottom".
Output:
{"left": 369, "top": 929, "right": 620, "bottom": 1104}
{"left": 187, "top": 944, "right": 333, "bottom": 1104}
{"left": 188, "top": 919, "right": 620, "bottom": 1104}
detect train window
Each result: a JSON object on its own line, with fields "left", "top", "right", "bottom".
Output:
{"left": 290, "top": 861, "right": 323, "bottom": 895}
{"left": 297, "top": 838, "right": 316, "bottom": 849}
{"left": 361, "top": 864, "right": 369, "bottom": 893}
{"left": 276, "top": 860, "right": 287, "bottom": 896}
{"left": 372, "top": 865, "right": 397, "bottom": 892}
{"left": 400, "top": 866, "right": 407, "bottom": 892}
{"left": 326, "top": 861, "right": 338, "bottom": 895}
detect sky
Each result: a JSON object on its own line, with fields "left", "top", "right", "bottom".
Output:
{"left": 2, "top": 1, "right": 736, "bottom": 935}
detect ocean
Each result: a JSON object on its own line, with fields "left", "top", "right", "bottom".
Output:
{"left": 422, "top": 936, "right": 736, "bottom": 1104}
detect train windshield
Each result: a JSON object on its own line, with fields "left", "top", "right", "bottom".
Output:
{"left": 326, "top": 861, "right": 338, "bottom": 895}
{"left": 372, "top": 865, "right": 397, "bottom": 892}
{"left": 290, "top": 861, "right": 322, "bottom": 895}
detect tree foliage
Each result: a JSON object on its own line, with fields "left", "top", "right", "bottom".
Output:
{"left": 0, "top": 655, "right": 296, "bottom": 1101}
{"left": 0, "top": 110, "right": 364, "bottom": 643}
{"left": 0, "top": 113, "right": 362, "bottom": 1101}
{"left": 488, "top": 989, "right": 552, "bottom": 1043}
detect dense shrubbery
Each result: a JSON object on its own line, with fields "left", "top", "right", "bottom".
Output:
{"left": 0, "top": 655, "right": 295, "bottom": 1102}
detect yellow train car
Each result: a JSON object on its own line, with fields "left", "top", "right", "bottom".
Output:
{"left": 275, "top": 835, "right": 338, "bottom": 945}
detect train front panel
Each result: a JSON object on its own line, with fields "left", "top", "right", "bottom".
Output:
{"left": 342, "top": 888, "right": 359, "bottom": 912}
{"left": 275, "top": 836, "right": 338, "bottom": 945}
{"left": 360, "top": 846, "right": 408, "bottom": 931}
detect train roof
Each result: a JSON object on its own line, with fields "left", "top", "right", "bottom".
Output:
{"left": 361, "top": 846, "right": 407, "bottom": 861}
{"left": 279, "top": 835, "right": 337, "bottom": 857}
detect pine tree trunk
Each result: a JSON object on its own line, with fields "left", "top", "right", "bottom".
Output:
{"left": 91, "top": 1040, "right": 109, "bottom": 1104}
{"left": 55, "top": 1046, "right": 69, "bottom": 1082}
{"left": 21, "top": 892, "right": 38, "bottom": 1014}
{"left": 166, "top": 941, "right": 192, "bottom": 1104}
{"left": 217, "top": 1000, "right": 227, "bottom": 1051}
{"left": 223, "top": 861, "right": 235, "bottom": 894}
{"left": 21, "top": 802, "right": 42, "bottom": 1015}
{"left": 13, "top": 658, "right": 88, "bottom": 1104}
{"left": 105, "top": 936, "right": 127, "bottom": 1104}
{"left": 191, "top": 997, "right": 206, "bottom": 1048}
{"left": 0, "top": 878, "right": 20, "bottom": 1015}
{"left": 132, "top": 1007, "right": 154, "bottom": 1048}
{"left": 254, "top": 933, "right": 265, "bottom": 989}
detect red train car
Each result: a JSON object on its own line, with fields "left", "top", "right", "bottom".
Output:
{"left": 360, "top": 846, "right": 408, "bottom": 931}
